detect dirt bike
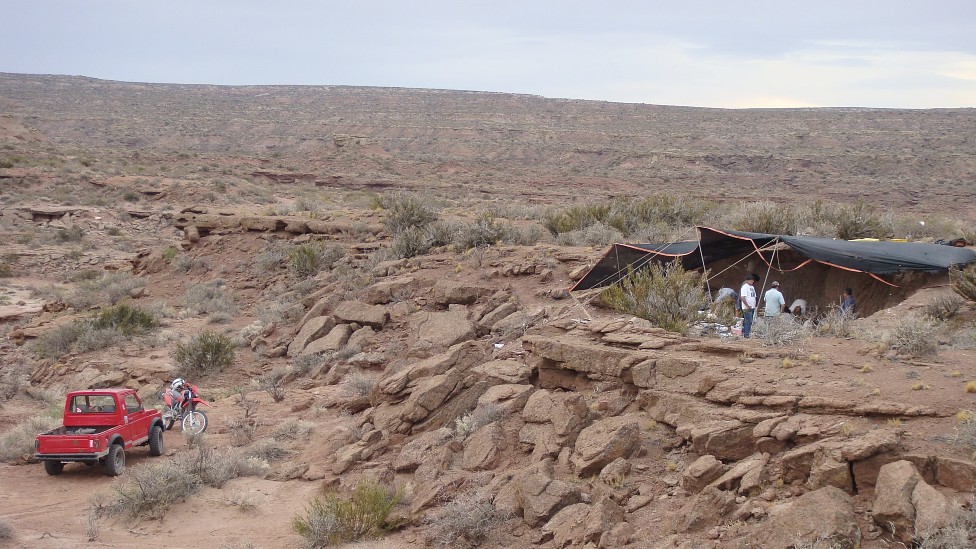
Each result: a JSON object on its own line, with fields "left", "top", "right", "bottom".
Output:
{"left": 161, "top": 384, "right": 211, "bottom": 435}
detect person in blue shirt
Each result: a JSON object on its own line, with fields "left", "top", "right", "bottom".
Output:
{"left": 763, "top": 281, "right": 786, "bottom": 317}
{"left": 840, "top": 288, "right": 856, "bottom": 315}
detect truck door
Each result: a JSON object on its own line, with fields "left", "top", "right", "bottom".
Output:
{"left": 122, "top": 393, "right": 144, "bottom": 443}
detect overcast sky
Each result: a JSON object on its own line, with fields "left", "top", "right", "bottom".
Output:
{"left": 3, "top": 1, "right": 975, "bottom": 108}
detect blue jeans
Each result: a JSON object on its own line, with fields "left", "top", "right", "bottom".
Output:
{"left": 742, "top": 309, "right": 755, "bottom": 338}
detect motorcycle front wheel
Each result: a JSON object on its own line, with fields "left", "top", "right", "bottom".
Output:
{"left": 182, "top": 410, "right": 208, "bottom": 435}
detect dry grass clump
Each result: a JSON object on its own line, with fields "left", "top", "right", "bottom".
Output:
{"left": 925, "top": 294, "right": 965, "bottom": 321}
{"left": 185, "top": 280, "right": 237, "bottom": 316}
{"left": 272, "top": 418, "right": 315, "bottom": 441}
{"left": 34, "top": 304, "right": 159, "bottom": 358}
{"left": 883, "top": 315, "right": 940, "bottom": 357}
{"left": 453, "top": 403, "right": 508, "bottom": 441}
{"left": 260, "top": 368, "right": 288, "bottom": 402}
{"left": 293, "top": 352, "right": 328, "bottom": 375}
{"left": 292, "top": 481, "right": 403, "bottom": 548}
{"left": 0, "top": 518, "right": 13, "bottom": 541}
{"left": 426, "top": 493, "right": 508, "bottom": 548}
{"left": 171, "top": 331, "right": 235, "bottom": 377}
{"left": 92, "top": 445, "right": 269, "bottom": 520}
{"left": 543, "top": 195, "right": 711, "bottom": 239}
{"left": 751, "top": 315, "right": 812, "bottom": 347}
{"left": 171, "top": 253, "right": 210, "bottom": 273}
{"left": 66, "top": 271, "right": 146, "bottom": 308}
{"left": 725, "top": 200, "right": 800, "bottom": 235}
{"left": 814, "top": 308, "right": 856, "bottom": 338}
{"left": 342, "top": 373, "right": 376, "bottom": 397}
{"left": 375, "top": 192, "right": 439, "bottom": 235}
{"left": 602, "top": 260, "right": 707, "bottom": 334}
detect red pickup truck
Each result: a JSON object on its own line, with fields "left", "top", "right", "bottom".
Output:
{"left": 34, "top": 388, "right": 165, "bottom": 476}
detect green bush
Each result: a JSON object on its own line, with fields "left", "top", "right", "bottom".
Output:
{"left": 377, "top": 193, "right": 438, "bottom": 235}
{"left": 602, "top": 260, "right": 708, "bottom": 334}
{"left": 391, "top": 227, "right": 432, "bottom": 259}
{"left": 543, "top": 196, "right": 713, "bottom": 238}
{"left": 292, "top": 481, "right": 403, "bottom": 547}
{"left": 92, "top": 304, "right": 158, "bottom": 335}
{"left": 54, "top": 225, "right": 85, "bottom": 243}
{"left": 172, "top": 331, "right": 235, "bottom": 377}
{"left": 289, "top": 243, "right": 344, "bottom": 278}
{"left": 833, "top": 200, "right": 891, "bottom": 240}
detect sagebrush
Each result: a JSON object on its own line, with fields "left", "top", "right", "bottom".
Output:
{"left": 172, "top": 331, "right": 235, "bottom": 377}
{"left": 292, "top": 481, "right": 403, "bottom": 547}
{"left": 602, "top": 260, "right": 707, "bottom": 333}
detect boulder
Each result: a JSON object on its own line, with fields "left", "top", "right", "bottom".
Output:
{"left": 708, "top": 452, "right": 768, "bottom": 496}
{"left": 472, "top": 360, "right": 532, "bottom": 384}
{"left": 677, "top": 485, "right": 736, "bottom": 532}
{"left": 599, "top": 458, "right": 632, "bottom": 486}
{"left": 517, "top": 460, "right": 583, "bottom": 527}
{"left": 912, "top": 478, "right": 953, "bottom": 537}
{"left": 287, "top": 315, "right": 336, "bottom": 357}
{"left": 522, "top": 390, "right": 556, "bottom": 423}
{"left": 935, "top": 456, "right": 976, "bottom": 492}
{"left": 333, "top": 300, "right": 389, "bottom": 329}
{"left": 431, "top": 279, "right": 491, "bottom": 306}
{"left": 412, "top": 306, "right": 476, "bottom": 352}
{"left": 462, "top": 422, "right": 506, "bottom": 471}
{"left": 302, "top": 324, "right": 353, "bottom": 355}
{"left": 478, "top": 384, "right": 534, "bottom": 414}
{"left": 519, "top": 423, "right": 562, "bottom": 460}
{"left": 542, "top": 499, "right": 624, "bottom": 548}
{"left": 377, "top": 341, "right": 484, "bottom": 397}
{"left": 690, "top": 421, "right": 755, "bottom": 461}
{"left": 873, "top": 460, "right": 922, "bottom": 543}
{"left": 365, "top": 276, "right": 417, "bottom": 304}
{"left": 393, "top": 428, "right": 453, "bottom": 472}
{"left": 571, "top": 415, "right": 641, "bottom": 476}
{"left": 478, "top": 301, "right": 519, "bottom": 331}
{"left": 681, "top": 455, "right": 727, "bottom": 494}
{"left": 757, "top": 486, "right": 860, "bottom": 548}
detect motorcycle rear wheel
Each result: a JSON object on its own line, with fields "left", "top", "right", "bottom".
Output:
{"left": 182, "top": 410, "right": 208, "bottom": 435}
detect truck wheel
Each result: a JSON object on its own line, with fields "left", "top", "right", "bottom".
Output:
{"left": 104, "top": 444, "right": 125, "bottom": 476}
{"left": 148, "top": 425, "right": 164, "bottom": 456}
{"left": 44, "top": 460, "right": 64, "bottom": 476}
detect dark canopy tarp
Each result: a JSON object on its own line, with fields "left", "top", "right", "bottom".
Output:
{"left": 571, "top": 226, "right": 976, "bottom": 291}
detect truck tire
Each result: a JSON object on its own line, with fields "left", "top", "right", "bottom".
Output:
{"left": 148, "top": 425, "right": 164, "bottom": 456}
{"left": 104, "top": 444, "right": 125, "bottom": 476}
{"left": 44, "top": 460, "right": 64, "bottom": 476}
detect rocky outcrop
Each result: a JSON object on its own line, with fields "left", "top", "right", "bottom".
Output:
{"left": 288, "top": 315, "right": 336, "bottom": 356}
{"left": 462, "top": 422, "right": 507, "bottom": 471}
{"left": 873, "top": 460, "right": 954, "bottom": 544}
{"left": 542, "top": 499, "right": 624, "bottom": 548}
{"left": 757, "top": 487, "right": 861, "bottom": 548}
{"left": 681, "top": 455, "right": 727, "bottom": 493}
{"left": 516, "top": 460, "right": 583, "bottom": 527}
{"left": 570, "top": 415, "right": 641, "bottom": 477}
{"left": 333, "top": 300, "right": 389, "bottom": 329}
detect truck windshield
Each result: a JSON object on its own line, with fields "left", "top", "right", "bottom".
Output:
{"left": 70, "top": 395, "right": 117, "bottom": 413}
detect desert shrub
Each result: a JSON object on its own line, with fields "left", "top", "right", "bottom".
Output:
{"left": 814, "top": 308, "right": 856, "bottom": 338}
{"left": 69, "top": 271, "right": 145, "bottom": 307}
{"left": 950, "top": 324, "right": 976, "bottom": 350}
{"left": 162, "top": 246, "right": 180, "bottom": 261}
{"left": 833, "top": 200, "right": 891, "bottom": 240}
{"left": 260, "top": 368, "right": 287, "bottom": 402}
{"left": 272, "top": 418, "right": 314, "bottom": 441}
{"left": 543, "top": 196, "right": 713, "bottom": 238}
{"left": 555, "top": 221, "right": 624, "bottom": 247}
{"left": 452, "top": 212, "right": 514, "bottom": 250}
{"left": 293, "top": 352, "right": 328, "bottom": 375}
{"left": 171, "top": 254, "right": 209, "bottom": 273}
{"left": 97, "top": 457, "right": 201, "bottom": 518}
{"left": 0, "top": 261, "right": 13, "bottom": 278}
{"left": 543, "top": 203, "right": 611, "bottom": 236}
{"left": 725, "top": 200, "right": 799, "bottom": 235}
{"left": 884, "top": 315, "right": 940, "bottom": 357}
{"left": 925, "top": 294, "right": 965, "bottom": 321}
{"left": 377, "top": 192, "right": 438, "bottom": 235}
{"left": 751, "top": 315, "right": 812, "bottom": 347}
{"left": 54, "top": 225, "right": 85, "bottom": 243}
{"left": 0, "top": 518, "right": 12, "bottom": 540}
{"left": 226, "top": 417, "right": 257, "bottom": 447}
{"left": 343, "top": 373, "right": 375, "bottom": 397}
{"left": 185, "top": 280, "right": 236, "bottom": 316}
{"left": 289, "top": 243, "right": 345, "bottom": 278}
{"left": 74, "top": 325, "right": 125, "bottom": 353}
{"left": 254, "top": 246, "right": 288, "bottom": 273}
{"left": 950, "top": 265, "right": 976, "bottom": 303}
{"left": 602, "top": 260, "right": 708, "bottom": 334}
{"left": 391, "top": 226, "right": 432, "bottom": 259}
{"left": 0, "top": 415, "right": 62, "bottom": 462}
{"left": 92, "top": 304, "right": 158, "bottom": 335}
{"left": 453, "top": 403, "right": 508, "bottom": 441}
{"left": 172, "top": 331, "right": 235, "bottom": 377}
{"left": 292, "top": 481, "right": 403, "bottom": 547}
{"left": 34, "top": 322, "right": 87, "bottom": 358}
{"left": 426, "top": 493, "right": 508, "bottom": 548}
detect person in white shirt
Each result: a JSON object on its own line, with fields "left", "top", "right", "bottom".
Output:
{"left": 739, "top": 273, "right": 759, "bottom": 337}
{"left": 763, "top": 281, "right": 786, "bottom": 317}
